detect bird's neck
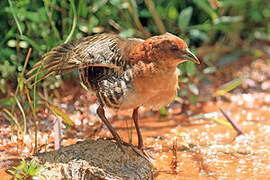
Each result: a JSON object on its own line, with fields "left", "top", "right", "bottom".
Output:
{"left": 132, "top": 59, "right": 178, "bottom": 81}
{"left": 128, "top": 41, "right": 165, "bottom": 64}
{"left": 127, "top": 41, "right": 183, "bottom": 69}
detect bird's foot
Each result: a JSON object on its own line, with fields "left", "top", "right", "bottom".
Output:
{"left": 127, "top": 144, "right": 152, "bottom": 161}
{"left": 105, "top": 137, "right": 127, "bottom": 153}
{"left": 106, "top": 137, "right": 152, "bottom": 161}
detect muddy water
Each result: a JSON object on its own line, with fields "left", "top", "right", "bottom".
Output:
{"left": 103, "top": 92, "right": 270, "bottom": 179}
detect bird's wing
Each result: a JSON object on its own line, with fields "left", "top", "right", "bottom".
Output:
{"left": 26, "top": 33, "right": 124, "bottom": 84}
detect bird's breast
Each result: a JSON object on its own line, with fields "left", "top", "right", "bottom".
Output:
{"left": 120, "top": 61, "right": 179, "bottom": 110}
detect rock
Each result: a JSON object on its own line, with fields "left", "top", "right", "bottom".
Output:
{"left": 33, "top": 139, "right": 154, "bottom": 179}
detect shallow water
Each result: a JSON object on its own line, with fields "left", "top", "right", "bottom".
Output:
{"left": 109, "top": 93, "right": 270, "bottom": 179}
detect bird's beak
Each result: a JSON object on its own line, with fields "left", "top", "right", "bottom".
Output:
{"left": 182, "top": 48, "right": 200, "bottom": 64}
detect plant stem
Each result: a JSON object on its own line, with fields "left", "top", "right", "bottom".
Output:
{"left": 43, "top": 0, "right": 61, "bottom": 40}
{"left": 8, "top": 0, "right": 23, "bottom": 36}
{"left": 144, "top": 0, "right": 166, "bottom": 34}
{"left": 123, "top": 0, "right": 150, "bottom": 37}
{"left": 64, "top": 0, "right": 77, "bottom": 43}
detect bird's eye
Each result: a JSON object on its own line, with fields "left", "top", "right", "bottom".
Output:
{"left": 170, "top": 45, "right": 179, "bottom": 51}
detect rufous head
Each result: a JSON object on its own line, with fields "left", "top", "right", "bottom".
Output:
{"left": 143, "top": 32, "right": 200, "bottom": 65}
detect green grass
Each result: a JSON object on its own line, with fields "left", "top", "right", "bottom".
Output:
{"left": 8, "top": 159, "right": 44, "bottom": 180}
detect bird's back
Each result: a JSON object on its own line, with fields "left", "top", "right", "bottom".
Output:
{"left": 27, "top": 33, "right": 140, "bottom": 109}
{"left": 75, "top": 34, "right": 136, "bottom": 108}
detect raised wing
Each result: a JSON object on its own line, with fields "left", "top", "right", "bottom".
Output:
{"left": 26, "top": 33, "right": 124, "bottom": 84}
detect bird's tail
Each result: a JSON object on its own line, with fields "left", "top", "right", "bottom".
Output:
{"left": 25, "top": 43, "right": 78, "bottom": 86}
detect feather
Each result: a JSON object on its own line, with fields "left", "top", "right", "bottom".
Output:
{"left": 26, "top": 33, "right": 127, "bottom": 86}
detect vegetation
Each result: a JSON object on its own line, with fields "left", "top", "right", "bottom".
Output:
{"left": 8, "top": 159, "right": 44, "bottom": 180}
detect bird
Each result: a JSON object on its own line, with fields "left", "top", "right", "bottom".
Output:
{"left": 26, "top": 32, "right": 199, "bottom": 151}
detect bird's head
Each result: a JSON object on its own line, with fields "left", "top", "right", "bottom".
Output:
{"left": 147, "top": 33, "right": 200, "bottom": 65}
{"left": 130, "top": 33, "right": 199, "bottom": 66}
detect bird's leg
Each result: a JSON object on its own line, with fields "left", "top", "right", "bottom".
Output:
{"left": 97, "top": 105, "right": 124, "bottom": 151}
{"left": 132, "top": 107, "right": 143, "bottom": 149}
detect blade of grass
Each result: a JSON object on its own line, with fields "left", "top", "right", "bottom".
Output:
{"left": 64, "top": 0, "right": 77, "bottom": 43}
{"left": 3, "top": 108, "right": 22, "bottom": 135}
{"left": 38, "top": 91, "right": 74, "bottom": 128}
{"left": 25, "top": 88, "right": 38, "bottom": 153}
{"left": 24, "top": 54, "right": 45, "bottom": 153}
{"left": 0, "top": 26, "right": 16, "bottom": 46}
{"left": 37, "top": 95, "right": 63, "bottom": 150}
{"left": 0, "top": 98, "right": 16, "bottom": 106}
{"left": 178, "top": 7, "right": 193, "bottom": 32}
{"left": 43, "top": 0, "right": 61, "bottom": 40}
{"left": 11, "top": 48, "right": 32, "bottom": 134}
{"left": 47, "top": 104, "right": 75, "bottom": 128}
{"left": 32, "top": 64, "right": 43, "bottom": 153}
{"left": 18, "top": 48, "right": 32, "bottom": 93}
{"left": 14, "top": 96, "right": 26, "bottom": 137}
{"left": 80, "top": 82, "right": 96, "bottom": 96}
{"left": 8, "top": 0, "right": 23, "bottom": 36}
{"left": 208, "top": 117, "right": 233, "bottom": 128}
{"left": 214, "top": 78, "right": 242, "bottom": 96}
{"left": 192, "top": 0, "right": 218, "bottom": 20}
{"left": 11, "top": 48, "right": 32, "bottom": 139}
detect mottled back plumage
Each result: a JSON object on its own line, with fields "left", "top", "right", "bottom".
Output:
{"left": 27, "top": 33, "right": 142, "bottom": 108}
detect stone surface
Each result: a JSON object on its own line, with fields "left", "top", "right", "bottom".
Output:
{"left": 34, "top": 139, "right": 154, "bottom": 179}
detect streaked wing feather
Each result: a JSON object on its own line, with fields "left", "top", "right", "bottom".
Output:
{"left": 26, "top": 33, "right": 123, "bottom": 84}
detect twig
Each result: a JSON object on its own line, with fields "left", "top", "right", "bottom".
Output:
{"left": 144, "top": 0, "right": 166, "bottom": 34}
{"left": 170, "top": 139, "right": 178, "bottom": 174}
{"left": 52, "top": 115, "right": 61, "bottom": 150}
{"left": 123, "top": 0, "right": 150, "bottom": 37}
{"left": 219, "top": 108, "right": 244, "bottom": 136}
{"left": 21, "top": 48, "right": 32, "bottom": 76}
